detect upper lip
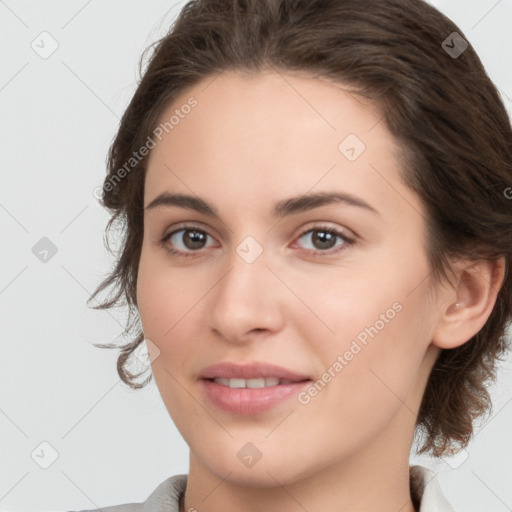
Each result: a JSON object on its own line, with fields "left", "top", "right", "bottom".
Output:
{"left": 200, "top": 362, "right": 311, "bottom": 381}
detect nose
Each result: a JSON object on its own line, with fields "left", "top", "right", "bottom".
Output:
{"left": 207, "top": 243, "right": 285, "bottom": 345}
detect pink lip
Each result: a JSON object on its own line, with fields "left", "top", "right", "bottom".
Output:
{"left": 200, "top": 379, "right": 311, "bottom": 415}
{"left": 199, "top": 361, "right": 310, "bottom": 381}
{"left": 199, "top": 362, "right": 312, "bottom": 415}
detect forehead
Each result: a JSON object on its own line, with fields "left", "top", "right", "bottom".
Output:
{"left": 144, "top": 69, "right": 422, "bottom": 222}
{"left": 150, "top": 68, "right": 384, "bottom": 161}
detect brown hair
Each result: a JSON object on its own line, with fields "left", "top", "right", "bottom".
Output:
{"left": 89, "top": 0, "right": 512, "bottom": 457}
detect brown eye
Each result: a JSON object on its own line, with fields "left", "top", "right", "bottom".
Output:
{"left": 159, "top": 226, "right": 216, "bottom": 258}
{"left": 175, "top": 229, "right": 208, "bottom": 250}
{"left": 295, "top": 226, "right": 356, "bottom": 256}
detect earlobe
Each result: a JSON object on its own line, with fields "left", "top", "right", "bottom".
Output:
{"left": 431, "top": 257, "right": 506, "bottom": 350}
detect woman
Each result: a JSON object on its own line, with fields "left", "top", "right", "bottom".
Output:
{"left": 75, "top": 0, "right": 512, "bottom": 510}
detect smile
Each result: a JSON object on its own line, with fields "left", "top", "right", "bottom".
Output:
{"left": 201, "top": 378, "right": 311, "bottom": 414}
{"left": 212, "top": 377, "right": 297, "bottom": 388}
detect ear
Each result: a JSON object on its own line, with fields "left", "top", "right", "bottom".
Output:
{"left": 431, "top": 256, "right": 506, "bottom": 349}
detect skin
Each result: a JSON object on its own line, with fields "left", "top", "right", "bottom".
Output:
{"left": 136, "top": 69, "right": 505, "bottom": 512}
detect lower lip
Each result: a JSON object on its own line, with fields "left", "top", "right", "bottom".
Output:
{"left": 201, "top": 379, "right": 311, "bottom": 414}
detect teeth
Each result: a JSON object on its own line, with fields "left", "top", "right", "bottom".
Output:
{"left": 213, "top": 377, "right": 283, "bottom": 388}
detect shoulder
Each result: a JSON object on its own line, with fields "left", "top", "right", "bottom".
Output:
{"left": 65, "top": 474, "right": 188, "bottom": 512}
{"left": 410, "top": 465, "right": 456, "bottom": 512}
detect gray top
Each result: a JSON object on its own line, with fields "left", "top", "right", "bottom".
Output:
{"left": 69, "top": 465, "right": 456, "bottom": 512}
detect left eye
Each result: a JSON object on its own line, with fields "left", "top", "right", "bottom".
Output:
{"left": 294, "top": 227, "right": 355, "bottom": 255}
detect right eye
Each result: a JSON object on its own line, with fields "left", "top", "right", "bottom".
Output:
{"left": 157, "top": 225, "right": 218, "bottom": 258}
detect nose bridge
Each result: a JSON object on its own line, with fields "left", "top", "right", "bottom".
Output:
{"left": 208, "top": 235, "right": 283, "bottom": 342}
{"left": 219, "top": 231, "right": 270, "bottom": 293}
{"left": 216, "top": 236, "right": 270, "bottom": 309}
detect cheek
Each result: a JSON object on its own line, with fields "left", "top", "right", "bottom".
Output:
{"left": 136, "top": 254, "right": 204, "bottom": 426}
{"left": 293, "top": 253, "right": 431, "bottom": 408}
{"left": 136, "top": 251, "right": 215, "bottom": 389}
{"left": 291, "top": 300, "right": 427, "bottom": 449}
{"left": 137, "top": 249, "right": 201, "bottom": 341}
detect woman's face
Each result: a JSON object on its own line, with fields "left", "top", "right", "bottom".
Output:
{"left": 137, "top": 69, "right": 443, "bottom": 485}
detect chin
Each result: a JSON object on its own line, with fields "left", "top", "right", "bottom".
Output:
{"left": 197, "top": 443, "right": 315, "bottom": 489}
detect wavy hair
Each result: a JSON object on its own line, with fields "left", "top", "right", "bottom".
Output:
{"left": 88, "top": 0, "right": 512, "bottom": 457}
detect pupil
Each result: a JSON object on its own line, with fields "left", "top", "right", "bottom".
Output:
{"left": 313, "top": 230, "right": 335, "bottom": 249}
{"left": 185, "top": 230, "right": 205, "bottom": 249}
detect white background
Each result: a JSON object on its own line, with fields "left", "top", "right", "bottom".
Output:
{"left": 0, "top": 1, "right": 511, "bottom": 511}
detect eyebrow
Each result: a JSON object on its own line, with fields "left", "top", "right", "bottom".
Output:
{"left": 145, "top": 191, "right": 380, "bottom": 218}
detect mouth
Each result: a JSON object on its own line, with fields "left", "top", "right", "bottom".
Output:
{"left": 200, "top": 376, "right": 312, "bottom": 415}
{"left": 199, "top": 361, "right": 311, "bottom": 382}
{"left": 203, "top": 376, "right": 310, "bottom": 388}
{"left": 198, "top": 361, "right": 313, "bottom": 414}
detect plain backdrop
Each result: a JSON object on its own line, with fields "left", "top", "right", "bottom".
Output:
{"left": 1, "top": 1, "right": 511, "bottom": 511}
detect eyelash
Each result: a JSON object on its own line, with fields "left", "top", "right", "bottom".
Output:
{"left": 156, "top": 224, "right": 356, "bottom": 259}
